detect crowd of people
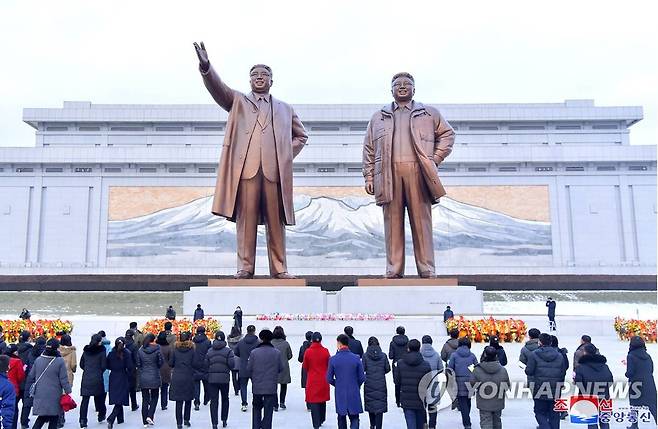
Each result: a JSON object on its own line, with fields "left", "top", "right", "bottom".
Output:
{"left": 0, "top": 312, "right": 656, "bottom": 429}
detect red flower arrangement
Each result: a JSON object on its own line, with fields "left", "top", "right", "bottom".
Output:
{"left": 141, "top": 318, "right": 221, "bottom": 340}
{"left": 444, "top": 316, "right": 527, "bottom": 343}
{"left": 0, "top": 319, "right": 74, "bottom": 343}
{"left": 614, "top": 317, "right": 657, "bottom": 343}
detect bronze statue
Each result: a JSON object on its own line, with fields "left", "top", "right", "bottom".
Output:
{"left": 363, "top": 72, "right": 455, "bottom": 278}
{"left": 194, "top": 42, "right": 308, "bottom": 279}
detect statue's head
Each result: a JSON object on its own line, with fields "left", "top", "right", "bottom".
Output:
{"left": 391, "top": 72, "right": 415, "bottom": 103}
{"left": 250, "top": 64, "right": 273, "bottom": 93}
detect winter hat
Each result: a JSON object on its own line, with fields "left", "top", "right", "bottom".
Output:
{"left": 215, "top": 331, "right": 225, "bottom": 341}
{"left": 259, "top": 329, "right": 273, "bottom": 343}
{"left": 0, "top": 355, "right": 9, "bottom": 373}
{"left": 312, "top": 332, "right": 322, "bottom": 343}
{"left": 4, "top": 344, "right": 19, "bottom": 357}
{"left": 156, "top": 332, "right": 169, "bottom": 346}
{"left": 60, "top": 334, "right": 73, "bottom": 347}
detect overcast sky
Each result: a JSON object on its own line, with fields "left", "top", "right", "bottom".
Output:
{"left": 1, "top": 0, "right": 656, "bottom": 147}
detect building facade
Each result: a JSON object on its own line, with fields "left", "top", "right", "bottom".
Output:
{"left": 0, "top": 99, "right": 655, "bottom": 276}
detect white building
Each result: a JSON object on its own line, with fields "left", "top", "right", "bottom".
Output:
{"left": 0, "top": 99, "right": 655, "bottom": 276}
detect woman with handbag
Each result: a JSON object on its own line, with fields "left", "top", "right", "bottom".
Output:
{"left": 25, "top": 338, "right": 72, "bottom": 429}
{"left": 106, "top": 338, "right": 135, "bottom": 428}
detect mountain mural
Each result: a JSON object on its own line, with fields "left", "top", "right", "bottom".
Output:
{"left": 106, "top": 195, "right": 552, "bottom": 267}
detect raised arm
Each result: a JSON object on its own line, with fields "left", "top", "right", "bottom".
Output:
{"left": 194, "top": 41, "right": 235, "bottom": 112}
{"left": 433, "top": 110, "right": 455, "bottom": 164}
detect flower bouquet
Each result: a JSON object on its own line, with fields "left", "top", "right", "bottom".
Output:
{"left": 0, "top": 319, "right": 74, "bottom": 343}
{"left": 614, "top": 317, "right": 657, "bottom": 343}
{"left": 444, "top": 316, "right": 527, "bottom": 343}
{"left": 141, "top": 318, "right": 221, "bottom": 340}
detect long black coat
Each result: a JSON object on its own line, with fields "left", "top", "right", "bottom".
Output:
{"left": 363, "top": 345, "right": 391, "bottom": 414}
{"left": 626, "top": 347, "right": 657, "bottom": 407}
{"left": 192, "top": 334, "right": 211, "bottom": 381}
{"left": 298, "top": 340, "right": 311, "bottom": 388}
{"left": 395, "top": 351, "right": 431, "bottom": 410}
{"left": 574, "top": 354, "right": 613, "bottom": 399}
{"left": 169, "top": 341, "right": 196, "bottom": 401}
{"left": 205, "top": 340, "right": 235, "bottom": 385}
{"left": 347, "top": 336, "right": 364, "bottom": 358}
{"left": 80, "top": 344, "right": 107, "bottom": 396}
{"left": 107, "top": 349, "right": 134, "bottom": 406}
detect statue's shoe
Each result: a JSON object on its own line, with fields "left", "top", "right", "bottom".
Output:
{"left": 273, "top": 272, "right": 296, "bottom": 279}
{"left": 233, "top": 270, "right": 254, "bottom": 279}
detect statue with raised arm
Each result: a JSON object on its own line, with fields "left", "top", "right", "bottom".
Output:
{"left": 363, "top": 72, "right": 455, "bottom": 278}
{"left": 194, "top": 42, "right": 308, "bottom": 279}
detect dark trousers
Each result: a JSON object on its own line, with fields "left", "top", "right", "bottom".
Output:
{"left": 534, "top": 399, "right": 560, "bottom": 429}
{"left": 141, "top": 388, "right": 159, "bottom": 424}
{"left": 12, "top": 390, "right": 23, "bottom": 429}
{"left": 160, "top": 383, "right": 169, "bottom": 409}
{"left": 208, "top": 383, "right": 230, "bottom": 425}
{"left": 79, "top": 394, "right": 107, "bottom": 425}
{"left": 403, "top": 408, "right": 426, "bottom": 429}
{"left": 20, "top": 398, "right": 31, "bottom": 428}
{"left": 231, "top": 370, "right": 240, "bottom": 395}
{"left": 368, "top": 411, "right": 383, "bottom": 429}
{"left": 310, "top": 402, "right": 327, "bottom": 428}
{"left": 130, "top": 389, "right": 138, "bottom": 410}
{"left": 107, "top": 404, "right": 124, "bottom": 424}
{"left": 479, "top": 410, "right": 502, "bottom": 429}
{"left": 31, "top": 415, "right": 58, "bottom": 429}
{"left": 252, "top": 394, "right": 276, "bottom": 429}
{"left": 428, "top": 408, "right": 437, "bottom": 428}
{"left": 240, "top": 376, "right": 250, "bottom": 406}
{"left": 175, "top": 400, "right": 192, "bottom": 426}
{"left": 278, "top": 384, "right": 287, "bottom": 405}
{"left": 194, "top": 379, "right": 209, "bottom": 406}
{"left": 337, "top": 413, "right": 359, "bottom": 429}
{"left": 457, "top": 396, "right": 472, "bottom": 428}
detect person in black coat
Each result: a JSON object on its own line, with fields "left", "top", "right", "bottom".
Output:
{"left": 136, "top": 333, "right": 164, "bottom": 426}
{"left": 20, "top": 335, "right": 43, "bottom": 429}
{"left": 482, "top": 336, "right": 507, "bottom": 367}
{"left": 192, "top": 326, "right": 211, "bottom": 410}
{"left": 343, "top": 326, "right": 364, "bottom": 358}
{"left": 166, "top": 306, "right": 177, "bottom": 321}
{"left": 573, "top": 343, "right": 613, "bottom": 429}
{"left": 106, "top": 338, "right": 134, "bottom": 428}
{"left": 388, "top": 326, "right": 409, "bottom": 408}
{"left": 443, "top": 306, "right": 454, "bottom": 334}
{"left": 123, "top": 330, "right": 140, "bottom": 411}
{"left": 234, "top": 325, "right": 259, "bottom": 410}
{"left": 233, "top": 307, "right": 243, "bottom": 332}
{"left": 79, "top": 333, "right": 108, "bottom": 428}
{"left": 205, "top": 331, "right": 235, "bottom": 429}
{"left": 298, "top": 331, "right": 313, "bottom": 410}
{"left": 625, "top": 336, "right": 657, "bottom": 427}
{"left": 395, "top": 339, "right": 432, "bottom": 429}
{"left": 363, "top": 337, "right": 390, "bottom": 429}
{"left": 546, "top": 298, "right": 557, "bottom": 331}
{"left": 193, "top": 304, "right": 205, "bottom": 321}
{"left": 525, "top": 333, "right": 565, "bottom": 429}
{"left": 169, "top": 332, "right": 196, "bottom": 429}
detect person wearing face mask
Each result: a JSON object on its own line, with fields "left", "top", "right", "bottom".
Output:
{"left": 193, "top": 42, "right": 308, "bottom": 280}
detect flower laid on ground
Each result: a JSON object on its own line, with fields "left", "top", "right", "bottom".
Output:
{"left": 256, "top": 313, "right": 395, "bottom": 321}
{"left": 614, "top": 317, "right": 657, "bottom": 343}
{"left": 0, "top": 319, "right": 74, "bottom": 343}
{"left": 445, "top": 316, "right": 527, "bottom": 343}
{"left": 141, "top": 318, "right": 221, "bottom": 339}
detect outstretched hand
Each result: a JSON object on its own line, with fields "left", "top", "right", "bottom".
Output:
{"left": 193, "top": 41, "right": 210, "bottom": 72}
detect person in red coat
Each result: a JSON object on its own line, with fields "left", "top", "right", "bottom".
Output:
{"left": 5, "top": 345, "right": 26, "bottom": 395}
{"left": 302, "top": 332, "right": 330, "bottom": 429}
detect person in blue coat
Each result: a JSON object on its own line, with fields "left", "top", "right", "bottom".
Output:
{"left": 327, "top": 334, "right": 366, "bottom": 429}
{"left": 0, "top": 355, "right": 17, "bottom": 429}
{"left": 106, "top": 338, "right": 134, "bottom": 428}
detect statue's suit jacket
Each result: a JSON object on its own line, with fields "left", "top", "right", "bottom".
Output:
{"left": 200, "top": 64, "right": 308, "bottom": 225}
